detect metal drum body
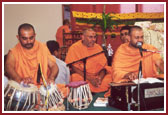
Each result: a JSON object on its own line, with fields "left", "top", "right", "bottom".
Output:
{"left": 4, "top": 80, "right": 38, "bottom": 111}
{"left": 67, "top": 81, "right": 93, "bottom": 110}
{"left": 39, "top": 84, "right": 64, "bottom": 110}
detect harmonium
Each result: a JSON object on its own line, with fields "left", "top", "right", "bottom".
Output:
{"left": 108, "top": 81, "right": 164, "bottom": 111}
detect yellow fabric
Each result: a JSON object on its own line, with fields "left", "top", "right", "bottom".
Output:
{"left": 112, "top": 43, "right": 163, "bottom": 83}
{"left": 56, "top": 25, "right": 70, "bottom": 47}
{"left": 10, "top": 40, "right": 56, "bottom": 85}
{"left": 65, "top": 40, "right": 112, "bottom": 93}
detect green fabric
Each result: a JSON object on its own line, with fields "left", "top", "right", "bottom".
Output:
{"left": 64, "top": 92, "right": 121, "bottom": 111}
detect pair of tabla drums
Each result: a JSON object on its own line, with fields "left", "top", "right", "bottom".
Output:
{"left": 4, "top": 80, "right": 64, "bottom": 111}
{"left": 4, "top": 80, "right": 93, "bottom": 111}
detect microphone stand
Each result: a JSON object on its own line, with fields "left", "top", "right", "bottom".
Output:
{"left": 67, "top": 50, "right": 104, "bottom": 81}
{"left": 137, "top": 60, "right": 142, "bottom": 111}
{"left": 137, "top": 42, "right": 143, "bottom": 111}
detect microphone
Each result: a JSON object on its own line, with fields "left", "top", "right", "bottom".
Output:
{"left": 137, "top": 42, "right": 163, "bottom": 54}
{"left": 137, "top": 42, "right": 143, "bottom": 57}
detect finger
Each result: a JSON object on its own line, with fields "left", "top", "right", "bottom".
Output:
{"left": 132, "top": 73, "right": 137, "bottom": 80}
{"left": 98, "top": 79, "right": 102, "bottom": 85}
{"left": 47, "top": 80, "right": 53, "bottom": 85}
{"left": 28, "top": 77, "right": 32, "bottom": 82}
{"left": 128, "top": 74, "right": 134, "bottom": 81}
{"left": 23, "top": 79, "right": 27, "bottom": 84}
{"left": 40, "top": 81, "right": 43, "bottom": 85}
{"left": 27, "top": 78, "right": 30, "bottom": 83}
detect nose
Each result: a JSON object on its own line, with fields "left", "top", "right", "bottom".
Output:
{"left": 92, "top": 37, "right": 97, "bottom": 42}
{"left": 138, "top": 38, "right": 143, "bottom": 42}
{"left": 93, "top": 36, "right": 96, "bottom": 40}
{"left": 27, "top": 38, "right": 31, "bottom": 43}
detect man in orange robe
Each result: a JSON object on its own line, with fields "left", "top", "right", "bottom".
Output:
{"left": 65, "top": 28, "right": 112, "bottom": 93}
{"left": 5, "top": 23, "right": 58, "bottom": 85}
{"left": 112, "top": 26, "right": 164, "bottom": 83}
{"left": 5, "top": 23, "right": 68, "bottom": 98}
{"left": 120, "top": 25, "right": 131, "bottom": 43}
{"left": 56, "top": 19, "right": 71, "bottom": 47}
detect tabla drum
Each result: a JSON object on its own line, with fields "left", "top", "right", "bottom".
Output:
{"left": 67, "top": 81, "right": 93, "bottom": 110}
{"left": 4, "top": 80, "right": 38, "bottom": 111}
{"left": 39, "top": 83, "right": 64, "bottom": 111}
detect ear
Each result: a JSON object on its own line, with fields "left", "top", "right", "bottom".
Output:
{"left": 16, "top": 35, "right": 19, "bottom": 40}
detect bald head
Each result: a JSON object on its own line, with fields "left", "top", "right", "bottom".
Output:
{"left": 129, "top": 26, "right": 144, "bottom": 48}
{"left": 82, "top": 28, "right": 97, "bottom": 47}
{"left": 129, "top": 26, "right": 143, "bottom": 36}
{"left": 18, "top": 23, "right": 35, "bottom": 36}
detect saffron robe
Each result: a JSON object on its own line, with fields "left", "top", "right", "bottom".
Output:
{"left": 65, "top": 40, "right": 112, "bottom": 93}
{"left": 10, "top": 40, "right": 56, "bottom": 85}
{"left": 10, "top": 40, "right": 69, "bottom": 97}
{"left": 112, "top": 43, "right": 163, "bottom": 83}
{"left": 56, "top": 25, "right": 70, "bottom": 47}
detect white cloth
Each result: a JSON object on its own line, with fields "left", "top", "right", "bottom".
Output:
{"left": 4, "top": 76, "right": 8, "bottom": 89}
{"left": 55, "top": 57, "right": 70, "bottom": 84}
{"left": 135, "top": 21, "right": 164, "bottom": 59}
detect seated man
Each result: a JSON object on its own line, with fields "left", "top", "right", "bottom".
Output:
{"left": 5, "top": 23, "right": 58, "bottom": 86}
{"left": 65, "top": 28, "right": 112, "bottom": 93}
{"left": 120, "top": 25, "right": 131, "bottom": 43}
{"left": 112, "top": 26, "right": 164, "bottom": 83}
{"left": 46, "top": 40, "right": 70, "bottom": 85}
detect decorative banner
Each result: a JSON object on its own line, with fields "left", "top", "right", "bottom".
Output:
{"left": 72, "top": 11, "right": 164, "bottom": 20}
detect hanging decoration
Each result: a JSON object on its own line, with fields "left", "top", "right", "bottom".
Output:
{"left": 72, "top": 11, "right": 164, "bottom": 20}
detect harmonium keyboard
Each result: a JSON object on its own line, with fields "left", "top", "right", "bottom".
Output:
{"left": 108, "top": 81, "right": 164, "bottom": 111}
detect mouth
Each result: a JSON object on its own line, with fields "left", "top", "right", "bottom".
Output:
{"left": 89, "top": 42, "right": 95, "bottom": 47}
{"left": 25, "top": 43, "right": 33, "bottom": 48}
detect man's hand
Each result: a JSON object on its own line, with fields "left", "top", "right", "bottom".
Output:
{"left": 89, "top": 77, "right": 100, "bottom": 87}
{"left": 20, "top": 77, "right": 33, "bottom": 85}
{"left": 47, "top": 78, "right": 55, "bottom": 85}
{"left": 87, "top": 69, "right": 107, "bottom": 87}
{"left": 123, "top": 72, "right": 137, "bottom": 81}
{"left": 98, "top": 68, "right": 106, "bottom": 82}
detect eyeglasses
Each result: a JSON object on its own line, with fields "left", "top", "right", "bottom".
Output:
{"left": 120, "top": 32, "right": 129, "bottom": 36}
{"left": 86, "top": 35, "right": 97, "bottom": 39}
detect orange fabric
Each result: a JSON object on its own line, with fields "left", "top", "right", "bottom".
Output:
{"left": 10, "top": 40, "right": 56, "bottom": 86}
{"left": 70, "top": 73, "right": 112, "bottom": 93}
{"left": 112, "top": 43, "right": 163, "bottom": 83}
{"left": 65, "top": 40, "right": 112, "bottom": 93}
{"left": 56, "top": 25, "right": 70, "bottom": 47}
{"left": 57, "top": 84, "right": 70, "bottom": 98}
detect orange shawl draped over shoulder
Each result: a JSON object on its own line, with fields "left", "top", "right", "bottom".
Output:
{"left": 10, "top": 40, "right": 56, "bottom": 85}
{"left": 56, "top": 25, "right": 70, "bottom": 47}
{"left": 65, "top": 40, "right": 112, "bottom": 93}
{"left": 112, "top": 43, "right": 163, "bottom": 83}
{"left": 66, "top": 40, "right": 107, "bottom": 75}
